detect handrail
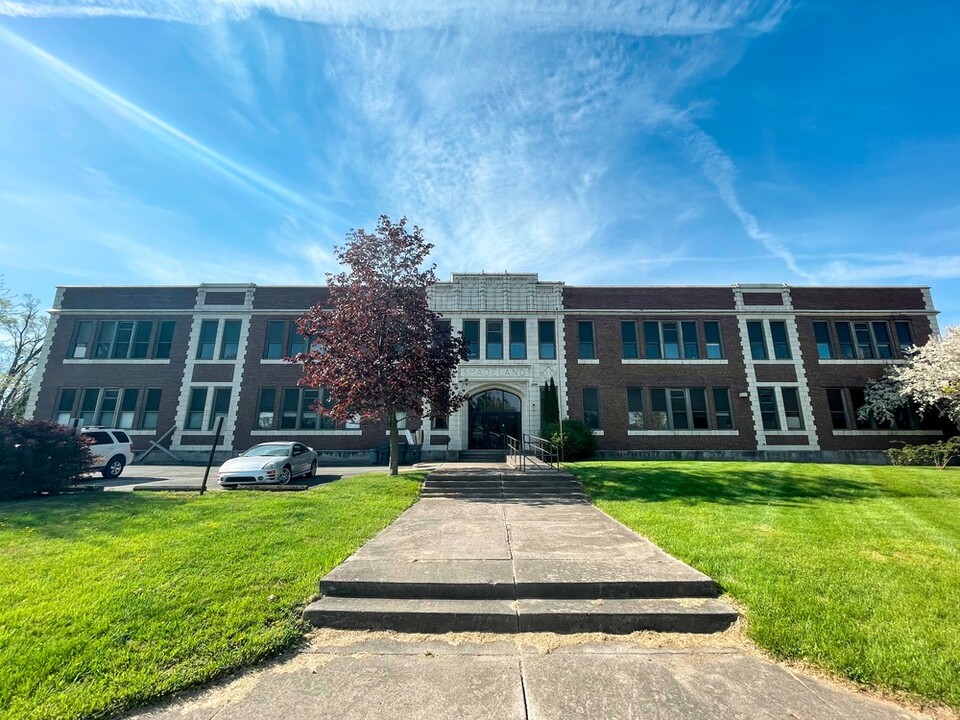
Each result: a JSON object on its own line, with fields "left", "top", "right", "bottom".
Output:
{"left": 505, "top": 433, "right": 560, "bottom": 472}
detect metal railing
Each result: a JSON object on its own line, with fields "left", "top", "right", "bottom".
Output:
{"left": 505, "top": 433, "right": 560, "bottom": 471}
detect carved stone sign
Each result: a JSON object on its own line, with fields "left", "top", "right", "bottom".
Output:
{"left": 460, "top": 366, "right": 531, "bottom": 378}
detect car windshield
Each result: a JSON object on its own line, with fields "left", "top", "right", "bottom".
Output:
{"left": 242, "top": 444, "right": 290, "bottom": 457}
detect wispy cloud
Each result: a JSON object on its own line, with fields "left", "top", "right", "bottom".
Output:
{"left": 0, "top": 25, "right": 342, "bottom": 224}
{"left": 1, "top": 1, "right": 789, "bottom": 36}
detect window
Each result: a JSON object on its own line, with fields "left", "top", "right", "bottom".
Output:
{"left": 95, "top": 389, "right": 119, "bottom": 426}
{"left": 682, "top": 322, "right": 699, "bottom": 359}
{"left": 286, "top": 322, "right": 309, "bottom": 357}
{"left": 747, "top": 321, "right": 768, "bottom": 360}
{"left": 79, "top": 388, "right": 99, "bottom": 425}
{"left": 854, "top": 322, "right": 876, "bottom": 359}
{"left": 186, "top": 388, "right": 207, "bottom": 429}
{"left": 277, "top": 388, "right": 334, "bottom": 430}
{"left": 578, "top": 321, "right": 595, "bottom": 359}
{"left": 813, "top": 322, "right": 833, "bottom": 359}
{"left": 781, "top": 387, "right": 804, "bottom": 430}
{"left": 826, "top": 389, "right": 848, "bottom": 429}
{"left": 626, "top": 388, "right": 644, "bottom": 430}
{"left": 872, "top": 322, "right": 894, "bottom": 359}
{"left": 895, "top": 321, "right": 913, "bottom": 353}
{"left": 257, "top": 388, "right": 276, "bottom": 429}
{"left": 704, "top": 322, "right": 723, "bottom": 359}
{"left": 647, "top": 388, "right": 717, "bottom": 430}
{"left": 432, "top": 415, "right": 449, "bottom": 430}
{"left": 196, "top": 320, "right": 218, "bottom": 360}
{"left": 131, "top": 322, "right": 153, "bottom": 359}
{"left": 219, "top": 320, "right": 241, "bottom": 360}
{"left": 141, "top": 389, "right": 161, "bottom": 430}
{"left": 582, "top": 388, "right": 600, "bottom": 429}
{"left": 509, "top": 320, "right": 526, "bottom": 359}
{"left": 662, "top": 322, "right": 681, "bottom": 359}
{"left": 93, "top": 321, "right": 118, "bottom": 359}
{"left": 55, "top": 388, "right": 76, "bottom": 424}
{"left": 713, "top": 388, "right": 733, "bottom": 429}
{"left": 643, "top": 321, "right": 661, "bottom": 359}
{"left": 117, "top": 389, "right": 139, "bottom": 429}
{"left": 69, "top": 321, "right": 94, "bottom": 358}
{"left": 154, "top": 321, "right": 175, "bottom": 359}
{"left": 463, "top": 321, "right": 480, "bottom": 359}
{"left": 835, "top": 322, "right": 856, "bottom": 359}
{"left": 208, "top": 388, "right": 231, "bottom": 430}
{"left": 264, "top": 321, "right": 285, "bottom": 359}
{"left": 486, "top": 320, "right": 503, "bottom": 359}
{"left": 848, "top": 388, "right": 873, "bottom": 429}
{"left": 757, "top": 388, "right": 780, "bottom": 430}
{"left": 669, "top": 389, "right": 689, "bottom": 429}
{"left": 538, "top": 320, "right": 556, "bottom": 360}
{"left": 770, "top": 321, "right": 791, "bottom": 360}
{"left": 110, "top": 322, "right": 134, "bottom": 359}
{"left": 621, "top": 321, "right": 638, "bottom": 359}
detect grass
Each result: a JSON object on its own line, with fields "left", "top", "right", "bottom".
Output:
{"left": 568, "top": 461, "right": 960, "bottom": 709}
{"left": 0, "top": 472, "right": 422, "bottom": 720}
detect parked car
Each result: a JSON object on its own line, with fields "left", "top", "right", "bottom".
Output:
{"left": 217, "top": 442, "right": 318, "bottom": 487}
{"left": 80, "top": 427, "right": 135, "bottom": 478}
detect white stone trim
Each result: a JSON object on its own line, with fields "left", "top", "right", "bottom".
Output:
{"left": 921, "top": 288, "right": 940, "bottom": 337}
{"left": 565, "top": 308, "right": 934, "bottom": 317}
{"left": 251, "top": 429, "right": 363, "bottom": 436}
{"left": 24, "top": 287, "right": 65, "bottom": 420}
{"left": 577, "top": 358, "right": 599, "bottom": 365}
{"left": 591, "top": 430, "right": 605, "bottom": 436}
{"left": 63, "top": 359, "right": 171, "bottom": 365}
{"left": 628, "top": 430, "right": 740, "bottom": 436}
{"left": 832, "top": 430, "right": 943, "bottom": 437}
{"left": 818, "top": 359, "right": 907, "bottom": 365}
{"left": 621, "top": 359, "right": 728, "bottom": 365}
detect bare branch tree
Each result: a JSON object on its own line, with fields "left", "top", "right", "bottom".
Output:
{"left": 0, "top": 283, "right": 46, "bottom": 419}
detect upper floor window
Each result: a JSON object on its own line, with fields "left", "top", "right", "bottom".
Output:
{"left": 747, "top": 321, "right": 768, "bottom": 360}
{"left": 769, "top": 321, "right": 792, "bottom": 360}
{"left": 264, "top": 321, "right": 285, "bottom": 359}
{"left": 813, "top": 322, "right": 833, "bottom": 359}
{"left": 621, "top": 321, "right": 638, "bottom": 359}
{"left": 704, "top": 321, "right": 723, "bottom": 359}
{"left": 69, "top": 319, "right": 174, "bottom": 360}
{"left": 834, "top": 321, "right": 897, "bottom": 360}
{"left": 509, "top": 320, "right": 526, "bottom": 360}
{"left": 894, "top": 321, "right": 913, "bottom": 353}
{"left": 196, "top": 321, "right": 218, "bottom": 360}
{"left": 463, "top": 321, "right": 480, "bottom": 359}
{"left": 538, "top": 320, "right": 556, "bottom": 360}
{"left": 644, "top": 321, "right": 699, "bottom": 360}
{"left": 486, "top": 320, "right": 503, "bottom": 359}
{"left": 578, "top": 321, "right": 595, "bottom": 359}
{"left": 220, "top": 320, "right": 241, "bottom": 360}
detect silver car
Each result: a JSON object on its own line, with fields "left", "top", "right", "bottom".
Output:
{"left": 217, "top": 442, "right": 318, "bottom": 487}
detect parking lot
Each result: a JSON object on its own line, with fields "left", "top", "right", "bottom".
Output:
{"left": 85, "top": 464, "right": 389, "bottom": 492}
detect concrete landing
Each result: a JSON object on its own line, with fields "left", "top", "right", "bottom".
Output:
{"left": 126, "top": 637, "right": 925, "bottom": 720}
{"left": 304, "top": 465, "right": 736, "bottom": 633}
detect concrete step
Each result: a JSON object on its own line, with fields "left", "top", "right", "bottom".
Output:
{"left": 321, "top": 559, "right": 718, "bottom": 601}
{"left": 302, "top": 597, "right": 737, "bottom": 634}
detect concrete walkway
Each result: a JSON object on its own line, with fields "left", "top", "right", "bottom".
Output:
{"left": 125, "top": 463, "right": 929, "bottom": 720}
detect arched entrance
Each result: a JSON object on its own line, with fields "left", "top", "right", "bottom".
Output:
{"left": 468, "top": 389, "right": 522, "bottom": 450}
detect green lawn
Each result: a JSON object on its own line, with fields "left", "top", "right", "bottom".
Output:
{"left": 569, "top": 461, "right": 960, "bottom": 709}
{"left": 0, "top": 472, "right": 422, "bottom": 720}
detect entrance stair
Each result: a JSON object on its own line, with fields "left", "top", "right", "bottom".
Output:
{"left": 304, "top": 465, "right": 737, "bottom": 634}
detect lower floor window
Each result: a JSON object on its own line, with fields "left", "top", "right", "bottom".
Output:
{"left": 582, "top": 388, "right": 600, "bottom": 429}
{"left": 258, "top": 387, "right": 334, "bottom": 430}
{"left": 649, "top": 388, "right": 727, "bottom": 430}
{"left": 185, "top": 386, "right": 232, "bottom": 431}
{"left": 58, "top": 387, "right": 161, "bottom": 430}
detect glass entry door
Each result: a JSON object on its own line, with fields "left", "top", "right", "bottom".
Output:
{"left": 468, "top": 390, "right": 522, "bottom": 450}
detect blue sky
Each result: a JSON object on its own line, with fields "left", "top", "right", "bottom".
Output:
{"left": 1, "top": 1, "right": 958, "bottom": 326}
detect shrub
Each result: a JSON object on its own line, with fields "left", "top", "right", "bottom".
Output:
{"left": 541, "top": 419, "right": 598, "bottom": 461}
{"left": 887, "top": 437, "right": 960, "bottom": 469}
{"left": 0, "top": 419, "right": 93, "bottom": 499}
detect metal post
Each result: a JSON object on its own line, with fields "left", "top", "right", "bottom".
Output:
{"left": 200, "top": 415, "right": 225, "bottom": 496}
{"left": 555, "top": 299, "right": 565, "bottom": 468}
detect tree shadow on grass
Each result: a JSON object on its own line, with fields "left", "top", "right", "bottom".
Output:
{"left": 573, "top": 464, "right": 928, "bottom": 507}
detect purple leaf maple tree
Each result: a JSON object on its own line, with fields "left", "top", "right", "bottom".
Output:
{"left": 293, "top": 215, "right": 469, "bottom": 475}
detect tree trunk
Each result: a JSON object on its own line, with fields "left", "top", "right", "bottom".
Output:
{"left": 388, "top": 405, "right": 399, "bottom": 476}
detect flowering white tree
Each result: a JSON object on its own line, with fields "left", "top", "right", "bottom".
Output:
{"left": 860, "top": 326, "right": 960, "bottom": 428}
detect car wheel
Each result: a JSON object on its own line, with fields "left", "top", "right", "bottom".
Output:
{"left": 279, "top": 465, "right": 292, "bottom": 485}
{"left": 308, "top": 460, "right": 317, "bottom": 478}
{"left": 101, "top": 455, "right": 125, "bottom": 479}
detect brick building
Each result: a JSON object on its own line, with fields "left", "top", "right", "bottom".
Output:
{"left": 25, "top": 274, "right": 946, "bottom": 463}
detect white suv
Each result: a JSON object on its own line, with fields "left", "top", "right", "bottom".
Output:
{"left": 80, "top": 428, "right": 135, "bottom": 478}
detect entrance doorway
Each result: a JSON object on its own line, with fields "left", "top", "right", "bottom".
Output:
{"left": 468, "top": 389, "right": 522, "bottom": 450}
